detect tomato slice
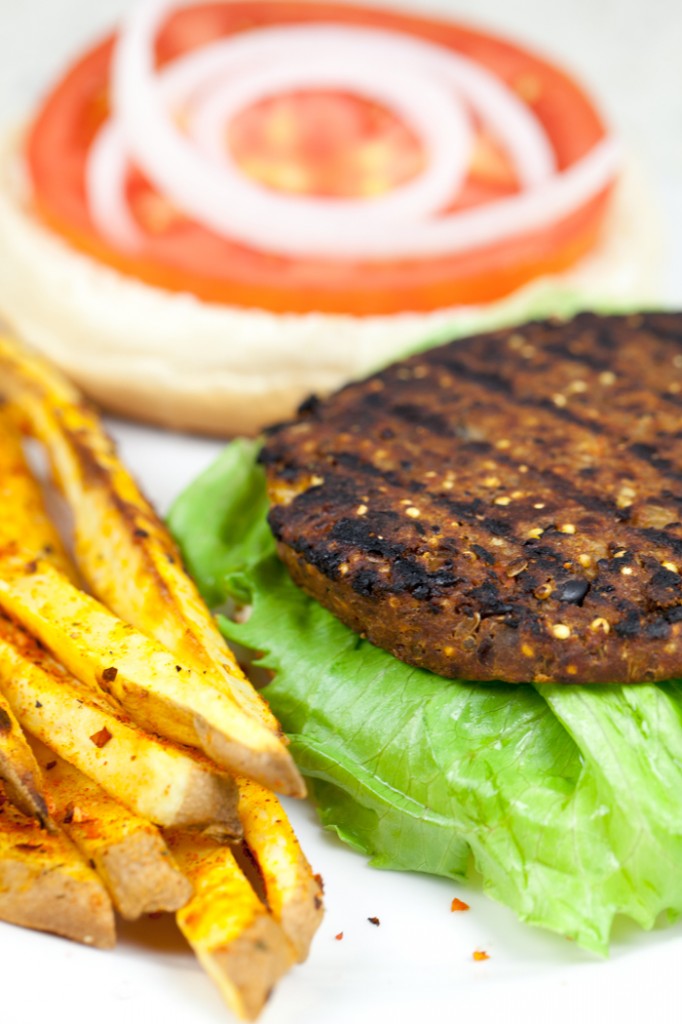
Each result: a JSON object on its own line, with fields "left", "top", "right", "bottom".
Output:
{"left": 26, "top": 1, "right": 613, "bottom": 316}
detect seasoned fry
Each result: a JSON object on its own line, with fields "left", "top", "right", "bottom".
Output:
{"left": 30, "top": 737, "right": 193, "bottom": 919}
{"left": 166, "top": 829, "right": 294, "bottom": 1021}
{"left": 0, "top": 409, "right": 74, "bottom": 578}
{"left": 0, "top": 687, "right": 50, "bottom": 827}
{"left": 0, "top": 335, "right": 301, "bottom": 784}
{"left": 238, "top": 781, "right": 323, "bottom": 962}
{"left": 0, "top": 780, "right": 115, "bottom": 948}
{"left": 0, "top": 557, "right": 298, "bottom": 795}
{"left": 0, "top": 333, "right": 323, "bottom": 1002}
{"left": 0, "top": 615, "right": 240, "bottom": 832}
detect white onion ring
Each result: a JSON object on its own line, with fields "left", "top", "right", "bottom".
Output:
{"left": 129, "top": 19, "right": 557, "bottom": 188}
{"left": 86, "top": 119, "right": 140, "bottom": 249}
{"left": 86, "top": 0, "right": 618, "bottom": 261}
{"left": 189, "top": 58, "right": 473, "bottom": 225}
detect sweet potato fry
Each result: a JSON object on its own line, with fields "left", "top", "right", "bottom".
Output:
{"left": 238, "top": 781, "right": 323, "bottom": 962}
{"left": 0, "top": 333, "right": 323, "bottom": 983}
{"left": 166, "top": 829, "right": 294, "bottom": 1021}
{"left": 0, "top": 335, "right": 302, "bottom": 791}
{"left": 0, "top": 687, "right": 50, "bottom": 827}
{"left": 0, "top": 615, "right": 240, "bottom": 832}
{"left": 0, "top": 557, "right": 297, "bottom": 795}
{"left": 0, "top": 779, "right": 115, "bottom": 948}
{"left": 0, "top": 409, "right": 74, "bottom": 578}
{"left": 30, "top": 737, "right": 193, "bottom": 919}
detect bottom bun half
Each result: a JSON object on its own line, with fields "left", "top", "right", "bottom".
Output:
{"left": 0, "top": 131, "right": 662, "bottom": 436}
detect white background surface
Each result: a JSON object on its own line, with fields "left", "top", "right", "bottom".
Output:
{"left": 1, "top": 2, "right": 682, "bottom": 1023}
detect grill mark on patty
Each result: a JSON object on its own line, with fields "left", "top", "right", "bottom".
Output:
{"left": 269, "top": 430, "right": 682, "bottom": 564}
{"left": 262, "top": 312, "right": 682, "bottom": 684}
{"left": 270, "top": 417, "right": 679, "bottom": 561}
{"left": 542, "top": 339, "right": 614, "bottom": 372}
{"left": 271, "top": 460, "right": 669, "bottom": 644}
{"left": 428, "top": 352, "right": 680, "bottom": 455}
{"left": 375, "top": 353, "right": 682, "bottom": 526}
{"left": 379, "top": 363, "right": 612, "bottom": 439}
{"left": 638, "top": 319, "right": 682, "bottom": 346}
{"left": 628, "top": 443, "right": 682, "bottom": 483}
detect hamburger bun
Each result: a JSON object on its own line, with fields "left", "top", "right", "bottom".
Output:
{"left": 0, "top": 128, "right": 660, "bottom": 437}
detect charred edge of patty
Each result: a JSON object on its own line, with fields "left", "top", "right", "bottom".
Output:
{"left": 261, "top": 312, "right": 682, "bottom": 684}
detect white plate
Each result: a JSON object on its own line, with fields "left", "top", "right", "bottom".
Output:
{"left": 3, "top": 1, "right": 682, "bottom": 1021}
{"left": 4, "top": 786, "right": 682, "bottom": 1024}
{"left": 9, "top": 284, "right": 682, "bottom": 1024}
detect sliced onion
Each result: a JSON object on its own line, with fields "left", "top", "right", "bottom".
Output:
{"left": 134, "top": 19, "right": 557, "bottom": 189}
{"left": 110, "top": 10, "right": 475, "bottom": 244}
{"left": 85, "top": 118, "right": 140, "bottom": 249}
{"left": 88, "top": 0, "right": 617, "bottom": 261}
{"left": 189, "top": 58, "right": 473, "bottom": 224}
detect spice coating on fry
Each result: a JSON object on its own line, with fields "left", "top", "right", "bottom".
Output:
{"left": 0, "top": 333, "right": 322, "bottom": 1007}
{"left": 262, "top": 312, "right": 682, "bottom": 684}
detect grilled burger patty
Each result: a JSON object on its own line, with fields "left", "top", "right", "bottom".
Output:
{"left": 261, "top": 312, "right": 682, "bottom": 684}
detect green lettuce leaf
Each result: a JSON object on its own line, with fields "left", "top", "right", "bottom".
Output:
{"left": 169, "top": 441, "right": 682, "bottom": 953}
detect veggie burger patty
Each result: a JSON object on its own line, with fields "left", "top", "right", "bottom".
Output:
{"left": 261, "top": 311, "right": 682, "bottom": 684}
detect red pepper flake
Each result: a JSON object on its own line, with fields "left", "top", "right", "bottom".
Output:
{"left": 367, "top": 916, "right": 380, "bottom": 926}
{"left": 89, "top": 727, "right": 113, "bottom": 749}
{"left": 335, "top": 932, "right": 344, "bottom": 941}
{"left": 101, "top": 667, "right": 118, "bottom": 684}
{"left": 313, "top": 872, "right": 325, "bottom": 893}
{"left": 473, "top": 950, "right": 490, "bottom": 962}
{"left": 45, "top": 761, "right": 57, "bottom": 771}
{"left": 451, "top": 898, "right": 470, "bottom": 912}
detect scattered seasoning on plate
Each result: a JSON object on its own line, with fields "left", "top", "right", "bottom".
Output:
{"left": 472, "top": 950, "right": 490, "bottom": 962}
{"left": 367, "top": 916, "right": 380, "bottom": 926}
{"left": 335, "top": 932, "right": 344, "bottom": 941}
{"left": 451, "top": 897, "right": 470, "bottom": 912}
